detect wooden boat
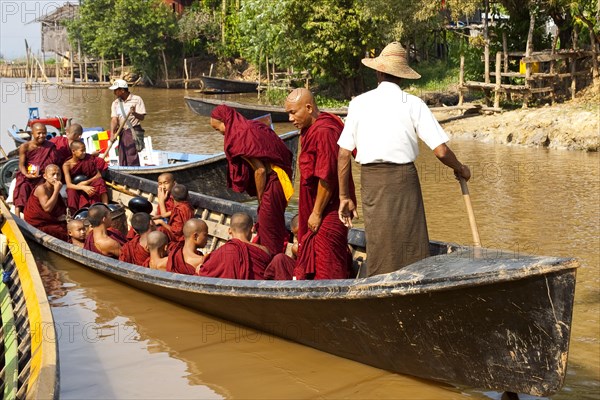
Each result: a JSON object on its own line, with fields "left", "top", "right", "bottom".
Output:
{"left": 3, "top": 116, "right": 300, "bottom": 202}
{"left": 0, "top": 200, "right": 59, "bottom": 399}
{"left": 185, "top": 96, "right": 348, "bottom": 122}
{"left": 12, "top": 170, "right": 577, "bottom": 398}
{"left": 198, "top": 76, "right": 259, "bottom": 94}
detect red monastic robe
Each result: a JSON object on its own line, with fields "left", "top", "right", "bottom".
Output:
{"left": 23, "top": 187, "right": 69, "bottom": 242}
{"left": 211, "top": 105, "right": 292, "bottom": 255}
{"left": 198, "top": 239, "right": 272, "bottom": 280}
{"left": 264, "top": 253, "right": 295, "bottom": 280}
{"left": 83, "top": 229, "right": 126, "bottom": 258}
{"left": 49, "top": 136, "right": 71, "bottom": 166}
{"left": 166, "top": 241, "right": 203, "bottom": 275}
{"left": 13, "top": 141, "right": 58, "bottom": 209}
{"left": 168, "top": 201, "right": 195, "bottom": 242}
{"left": 118, "top": 234, "right": 150, "bottom": 266}
{"left": 296, "top": 112, "right": 355, "bottom": 280}
{"left": 157, "top": 195, "right": 175, "bottom": 216}
{"left": 66, "top": 154, "right": 108, "bottom": 212}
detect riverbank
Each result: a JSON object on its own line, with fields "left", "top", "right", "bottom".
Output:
{"left": 440, "top": 88, "right": 599, "bottom": 151}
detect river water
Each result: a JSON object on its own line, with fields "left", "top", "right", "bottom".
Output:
{"left": 0, "top": 79, "right": 598, "bottom": 399}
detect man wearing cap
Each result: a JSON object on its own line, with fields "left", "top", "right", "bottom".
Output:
{"left": 109, "top": 79, "right": 146, "bottom": 166}
{"left": 337, "top": 42, "right": 471, "bottom": 277}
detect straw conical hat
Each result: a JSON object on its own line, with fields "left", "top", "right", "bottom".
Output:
{"left": 362, "top": 42, "right": 421, "bottom": 79}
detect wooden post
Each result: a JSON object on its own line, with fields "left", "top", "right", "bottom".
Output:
{"left": 266, "top": 55, "right": 270, "bottom": 86}
{"left": 590, "top": 29, "right": 599, "bottom": 86}
{"left": 121, "top": 53, "right": 125, "bottom": 78}
{"left": 77, "top": 41, "right": 83, "bottom": 82}
{"left": 570, "top": 56, "right": 577, "bottom": 100}
{"left": 83, "top": 56, "right": 88, "bottom": 83}
{"left": 483, "top": 0, "right": 490, "bottom": 84}
{"left": 184, "top": 58, "right": 189, "bottom": 90}
{"left": 209, "top": 63, "right": 214, "bottom": 76}
{"left": 69, "top": 46, "right": 74, "bottom": 82}
{"left": 494, "top": 52, "right": 502, "bottom": 109}
{"left": 55, "top": 56, "right": 59, "bottom": 83}
{"left": 161, "top": 50, "right": 169, "bottom": 89}
{"left": 459, "top": 55, "right": 465, "bottom": 106}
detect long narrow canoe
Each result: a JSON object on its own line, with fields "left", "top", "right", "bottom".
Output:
{"left": 12, "top": 170, "right": 577, "bottom": 397}
{"left": 185, "top": 96, "right": 348, "bottom": 122}
{"left": 199, "top": 76, "right": 259, "bottom": 94}
{"left": 0, "top": 200, "right": 59, "bottom": 399}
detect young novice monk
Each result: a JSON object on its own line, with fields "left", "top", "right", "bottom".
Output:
{"left": 23, "top": 164, "right": 68, "bottom": 241}
{"left": 199, "top": 212, "right": 272, "bottom": 279}
{"left": 84, "top": 203, "right": 125, "bottom": 258}
{"left": 155, "top": 184, "right": 194, "bottom": 242}
{"left": 145, "top": 231, "right": 169, "bottom": 270}
{"left": 154, "top": 173, "right": 176, "bottom": 220}
{"left": 13, "top": 123, "right": 59, "bottom": 216}
{"left": 51, "top": 123, "right": 83, "bottom": 166}
{"left": 63, "top": 140, "right": 108, "bottom": 213}
{"left": 119, "top": 212, "right": 153, "bottom": 266}
{"left": 67, "top": 219, "right": 87, "bottom": 248}
{"left": 167, "top": 218, "right": 208, "bottom": 275}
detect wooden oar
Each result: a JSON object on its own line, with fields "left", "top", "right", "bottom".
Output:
{"left": 459, "top": 177, "right": 482, "bottom": 247}
{"left": 0, "top": 144, "right": 8, "bottom": 160}
{"left": 100, "top": 109, "right": 133, "bottom": 159}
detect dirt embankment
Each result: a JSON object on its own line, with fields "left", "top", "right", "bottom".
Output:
{"left": 438, "top": 87, "right": 599, "bottom": 152}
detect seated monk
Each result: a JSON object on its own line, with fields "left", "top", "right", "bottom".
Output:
{"left": 167, "top": 218, "right": 208, "bottom": 275}
{"left": 13, "top": 122, "right": 59, "bottom": 216}
{"left": 198, "top": 212, "right": 272, "bottom": 279}
{"left": 119, "top": 212, "right": 154, "bottom": 266}
{"left": 145, "top": 231, "right": 169, "bottom": 270}
{"left": 23, "top": 164, "right": 68, "bottom": 241}
{"left": 153, "top": 173, "right": 176, "bottom": 221}
{"left": 63, "top": 140, "right": 108, "bottom": 213}
{"left": 84, "top": 203, "right": 126, "bottom": 258}
{"left": 67, "top": 219, "right": 87, "bottom": 248}
{"left": 155, "top": 184, "right": 194, "bottom": 242}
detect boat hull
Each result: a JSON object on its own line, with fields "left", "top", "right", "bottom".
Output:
{"left": 200, "top": 76, "right": 259, "bottom": 93}
{"left": 12, "top": 171, "right": 578, "bottom": 397}
{"left": 185, "top": 96, "right": 348, "bottom": 122}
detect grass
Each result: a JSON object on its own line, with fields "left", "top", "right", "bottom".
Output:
{"left": 402, "top": 61, "right": 460, "bottom": 95}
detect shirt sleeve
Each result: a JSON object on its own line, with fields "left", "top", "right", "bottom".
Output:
{"left": 135, "top": 96, "right": 146, "bottom": 115}
{"left": 337, "top": 103, "right": 357, "bottom": 151}
{"left": 110, "top": 100, "right": 118, "bottom": 118}
{"left": 412, "top": 100, "right": 449, "bottom": 150}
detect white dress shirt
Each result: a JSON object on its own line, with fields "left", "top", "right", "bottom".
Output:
{"left": 338, "top": 82, "right": 449, "bottom": 164}
{"left": 111, "top": 93, "right": 146, "bottom": 127}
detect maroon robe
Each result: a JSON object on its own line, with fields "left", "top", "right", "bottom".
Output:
{"left": 166, "top": 241, "right": 203, "bottom": 275}
{"left": 66, "top": 154, "right": 108, "bottom": 212}
{"left": 84, "top": 228, "right": 126, "bottom": 258}
{"left": 212, "top": 105, "right": 292, "bottom": 255}
{"left": 198, "top": 239, "right": 272, "bottom": 280}
{"left": 264, "top": 253, "right": 295, "bottom": 280}
{"left": 168, "top": 201, "right": 195, "bottom": 242}
{"left": 13, "top": 141, "right": 58, "bottom": 209}
{"left": 50, "top": 136, "right": 71, "bottom": 166}
{"left": 297, "top": 113, "right": 355, "bottom": 279}
{"left": 118, "top": 234, "right": 150, "bottom": 266}
{"left": 157, "top": 195, "right": 175, "bottom": 216}
{"left": 23, "top": 186, "right": 68, "bottom": 242}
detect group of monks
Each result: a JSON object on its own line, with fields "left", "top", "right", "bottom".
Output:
{"left": 13, "top": 86, "right": 360, "bottom": 281}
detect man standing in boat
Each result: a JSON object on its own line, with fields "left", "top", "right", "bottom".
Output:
{"left": 284, "top": 88, "right": 355, "bottom": 280}
{"left": 109, "top": 79, "right": 146, "bottom": 166}
{"left": 337, "top": 42, "right": 471, "bottom": 276}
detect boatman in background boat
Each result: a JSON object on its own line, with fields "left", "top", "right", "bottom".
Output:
{"left": 337, "top": 42, "right": 471, "bottom": 277}
{"left": 13, "top": 122, "right": 59, "bottom": 217}
{"left": 284, "top": 88, "right": 355, "bottom": 280}
{"left": 109, "top": 79, "right": 146, "bottom": 166}
{"left": 210, "top": 104, "right": 294, "bottom": 256}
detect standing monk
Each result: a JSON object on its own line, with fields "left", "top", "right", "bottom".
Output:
{"left": 63, "top": 140, "right": 108, "bottom": 213}
{"left": 23, "top": 164, "right": 68, "bottom": 241}
{"left": 284, "top": 89, "right": 355, "bottom": 280}
{"left": 50, "top": 123, "right": 84, "bottom": 166}
{"left": 337, "top": 42, "right": 471, "bottom": 276}
{"left": 13, "top": 123, "right": 59, "bottom": 217}
{"left": 109, "top": 79, "right": 146, "bottom": 166}
{"left": 210, "top": 105, "right": 293, "bottom": 256}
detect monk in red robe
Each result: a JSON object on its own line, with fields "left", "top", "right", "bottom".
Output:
{"left": 50, "top": 123, "right": 84, "bottom": 166}
{"left": 167, "top": 219, "right": 208, "bottom": 275}
{"left": 119, "top": 212, "right": 154, "bottom": 266}
{"left": 84, "top": 203, "right": 126, "bottom": 258}
{"left": 284, "top": 88, "right": 356, "bottom": 280}
{"left": 145, "top": 231, "right": 169, "bottom": 270}
{"left": 199, "top": 212, "right": 272, "bottom": 279}
{"left": 13, "top": 123, "right": 59, "bottom": 216}
{"left": 155, "top": 184, "right": 195, "bottom": 242}
{"left": 210, "top": 105, "right": 293, "bottom": 256}
{"left": 67, "top": 219, "right": 87, "bottom": 248}
{"left": 23, "top": 164, "right": 68, "bottom": 241}
{"left": 153, "top": 172, "right": 176, "bottom": 220}
{"left": 63, "top": 140, "right": 108, "bottom": 213}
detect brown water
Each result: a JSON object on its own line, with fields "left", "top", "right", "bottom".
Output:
{"left": 1, "top": 79, "right": 598, "bottom": 399}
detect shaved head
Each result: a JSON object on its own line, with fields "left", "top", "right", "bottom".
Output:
{"left": 183, "top": 218, "right": 208, "bottom": 239}
{"left": 285, "top": 88, "right": 315, "bottom": 106}
{"left": 66, "top": 124, "right": 83, "bottom": 139}
{"left": 45, "top": 164, "right": 60, "bottom": 174}
{"left": 31, "top": 122, "right": 46, "bottom": 131}
{"left": 131, "top": 212, "right": 152, "bottom": 234}
{"left": 230, "top": 212, "right": 253, "bottom": 234}
{"left": 69, "top": 140, "right": 86, "bottom": 151}
{"left": 171, "top": 184, "right": 189, "bottom": 201}
{"left": 67, "top": 219, "right": 85, "bottom": 231}
{"left": 88, "top": 204, "right": 110, "bottom": 227}
{"left": 158, "top": 173, "right": 174, "bottom": 183}
{"left": 147, "top": 231, "right": 169, "bottom": 251}
{"left": 284, "top": 88, "right": 318, "bottom": 130}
